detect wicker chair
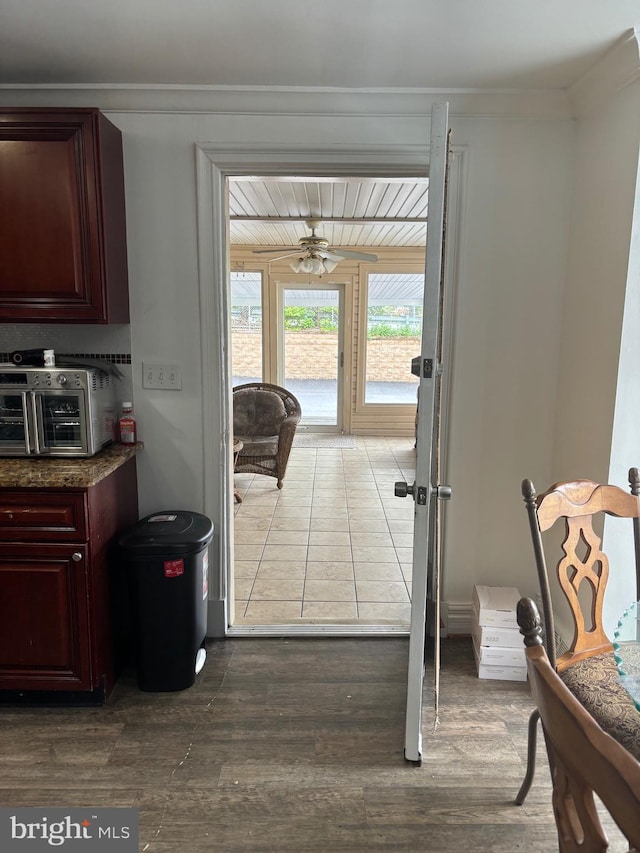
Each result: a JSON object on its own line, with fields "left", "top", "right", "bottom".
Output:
{"left": 232, "top": 383, "right": 301, "bottom": 489}
{"left": 515, "top": 469, "right": 640, "bottom": 806}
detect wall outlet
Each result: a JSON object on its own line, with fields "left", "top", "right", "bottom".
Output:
{"left": 142, "top": 363, "right": 182, "bottom": 390}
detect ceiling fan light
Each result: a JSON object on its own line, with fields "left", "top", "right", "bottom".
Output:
{"left": 288, "top": 253, "right": 340, "bottom": 275}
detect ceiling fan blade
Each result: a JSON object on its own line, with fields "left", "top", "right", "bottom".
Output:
{"left": 253, "top": 251, "right": 301, "bottom": 262}
{"left": 252, "top": 247, "right": 298, "bottom": 254}
{"left": 329, "top": 248, "right": 379, "bottom": 262}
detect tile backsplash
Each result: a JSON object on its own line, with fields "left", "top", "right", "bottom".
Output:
{"left": 0, "top": 323, "right": 131, "bottom": 354}
{"left": 0, "top": 324, "right": 133, "bottom": 404}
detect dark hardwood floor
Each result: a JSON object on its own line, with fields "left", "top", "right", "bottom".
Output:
{"left": 0, "top": 638, "right": 628, "bottom": 851}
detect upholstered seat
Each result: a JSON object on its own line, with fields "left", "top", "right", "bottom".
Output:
{"left": 560, "top": 651, "right": 640, "bottom": 762}
{"left": 232, "top": 383, "right": 301, "bottom": 489}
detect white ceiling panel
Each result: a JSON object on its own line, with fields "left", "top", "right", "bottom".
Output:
{"left": 228, "top": 177, "right": 429, "bottom": 248}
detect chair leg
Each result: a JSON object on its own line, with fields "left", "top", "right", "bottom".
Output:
{"left": 515, "top": 708, "right": 540, "bottom": 805}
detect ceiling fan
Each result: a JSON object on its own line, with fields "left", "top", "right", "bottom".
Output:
{"left": 252, "top": 220, "right": 378, "bottom": 274}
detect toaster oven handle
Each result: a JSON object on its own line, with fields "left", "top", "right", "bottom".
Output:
{"left": 28, "top": 391, "right": 41, "bottom": 454}
{"left": 19, "top": 391, "right": 34, "bottom": 455}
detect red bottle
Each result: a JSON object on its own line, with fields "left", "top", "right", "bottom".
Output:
{"left": 119, "top": 402, "right": 137, "bottom": 444}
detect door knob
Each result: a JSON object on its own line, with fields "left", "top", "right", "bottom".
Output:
{"left": 71, "top": 552, "right": 83, "bottom": 562}
{"left": 394, "top": 481, "right": 415, "bottom": 498}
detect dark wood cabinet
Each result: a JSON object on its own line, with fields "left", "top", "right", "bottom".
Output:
{"left": 0, "top": 544, "right": 92, "bottom": 690}
{"left": 0, "top": 108, "right": 129, "bottom": 323}
{"left": 0, "top": 458, "right": 138, "bottom": 700}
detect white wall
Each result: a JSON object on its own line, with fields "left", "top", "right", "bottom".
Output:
{"left": 442, "top": 117, "right": 573, "bottom": 604}
{"left": 1, "top": 43, "right": 640, "bottom": 639}
{"left": 0, "top": 89, "right": 588, "bottom": 624}
{"left": 92, "top": 107, "right": 572, "bottom": 616}
{"left": 553, "top": 77, "right": 640, "bottom": 635}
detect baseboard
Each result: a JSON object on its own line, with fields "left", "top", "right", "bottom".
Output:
{"left": 445, "top": 602, "right": 474, "bottom": 636}
{"left": 207, "top": 598, "right": 227, "bottom": 638}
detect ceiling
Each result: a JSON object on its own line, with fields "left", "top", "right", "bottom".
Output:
{"left": 2, "top": 1, "right": 638, "bottom": 252}
{"left": 0, "top": 1, "right": 638, "bottom": 90}
{"left": 228, "top": 177, "right": 428, "bottom": 249}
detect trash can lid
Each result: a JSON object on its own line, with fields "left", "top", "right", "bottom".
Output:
{"left": 118, "top": 511, "right": 214, "bottom": 556}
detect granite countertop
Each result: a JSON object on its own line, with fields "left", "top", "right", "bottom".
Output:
{"left": 0, "top": 443, "right": 143, "bottom": 489}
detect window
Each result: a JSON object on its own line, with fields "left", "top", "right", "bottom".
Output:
{"left": 364, "top": 272, "right": 424, "bottom": 404}
{"left": 230, "top": 271, "right": 263, "bottom": 386}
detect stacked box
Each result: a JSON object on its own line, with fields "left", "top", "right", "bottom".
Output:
{"left": 472, "top": 585, "right": 527, "bottom": 681}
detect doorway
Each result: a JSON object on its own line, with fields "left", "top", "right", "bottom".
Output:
{"left": 226, "top": 175, "right": 429, "bottom": 633}
{"left": 277, "top": 281, "right": 345, "bottom": 432}
{"left": 195, "top": 141, "right": 461, "bottom": 638}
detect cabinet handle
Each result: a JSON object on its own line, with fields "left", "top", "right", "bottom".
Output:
{"left": 71, "top": 552, "right": 83, "bottom": 562}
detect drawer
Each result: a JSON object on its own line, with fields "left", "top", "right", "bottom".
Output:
{"left": 0, "top": 491, "right": 87, "bottom": 541}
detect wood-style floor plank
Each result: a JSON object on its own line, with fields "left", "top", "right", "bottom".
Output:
{"left": 0, "top": 637, "right": 629, "bottom": 852}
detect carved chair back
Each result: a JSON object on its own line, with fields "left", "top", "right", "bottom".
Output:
{"left": 522, "top": 469, "right": 640, "bottom": 672}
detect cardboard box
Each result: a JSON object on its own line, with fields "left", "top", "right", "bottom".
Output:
{"left": 472, "top": 585, "right": 520, "bottom": 629}
{"left": 472, "top": 620, "right": 523, "bottom": 650}
{"left": 473, "top": 641, "right": 527, "bottom": 682}
{"left": 472, "top": 637, "right": 526, "bottom": 668}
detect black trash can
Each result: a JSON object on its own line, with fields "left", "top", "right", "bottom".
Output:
{"left": 118, "top": 511, "right": 214, "bottom": 691}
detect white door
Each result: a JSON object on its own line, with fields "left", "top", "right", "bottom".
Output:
{"left": 276, "top": 281, "right": 345, "bottom": 432}
{"left": 400, "top": 101, "right": 451, "bottom": 764}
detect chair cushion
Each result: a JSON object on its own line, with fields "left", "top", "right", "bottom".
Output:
{"left": 559, "top": 651, "right": 640, "bottom": 761}
{"left": 235, "top": 435, "right": 279, "bottom": 457}
{"left": 233, "top": 389, "right": 287, "bottom": 437}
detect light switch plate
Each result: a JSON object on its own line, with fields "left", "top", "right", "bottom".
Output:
{"left": 142, "top": 363, "right": 182, "bottom": 390}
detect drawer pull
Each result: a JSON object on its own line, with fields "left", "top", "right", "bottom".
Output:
{"left": 71, "top": 552, "right": 83, "bottom": 562}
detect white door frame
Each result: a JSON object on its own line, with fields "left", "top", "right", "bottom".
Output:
{"left": 195, "top": 141, "right": 464, "bottom": 639}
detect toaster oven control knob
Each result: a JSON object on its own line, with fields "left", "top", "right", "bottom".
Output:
{"left": 57, "top": 374, "right": 68, "bottom": 385}
{"left": 72, "top": 552, "right": 83, "bottom": 562}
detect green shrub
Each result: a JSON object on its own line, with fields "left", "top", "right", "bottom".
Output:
{"left": 367, "top": 324, "right": 420, "bottom": 339}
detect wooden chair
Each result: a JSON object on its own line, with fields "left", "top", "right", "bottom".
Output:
{"left": 515, "top": 469, "right": 640, "bottom": 805}
{"left": 232, "top": 383, "right": 301, "bottom": 489}
{"left": 517, "top": 597, "right": 640, "bottom": 853}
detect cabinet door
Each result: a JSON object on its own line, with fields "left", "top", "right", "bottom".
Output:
{"left": 0, "top": 108, "right": 129, "bottom": 323}
{"left": 0, "top": 543, "right": 93, "bottom": 690}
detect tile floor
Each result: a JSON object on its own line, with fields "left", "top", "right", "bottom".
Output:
{"left": 233, "top": 436, "right": 416, "bottom": 626}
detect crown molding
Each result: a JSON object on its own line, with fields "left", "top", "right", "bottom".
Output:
{"left": 0, "top": 84, "right": 571, "bottom": 119}
{"left": 568, "top": 28, "right": 640, "bottom": 118}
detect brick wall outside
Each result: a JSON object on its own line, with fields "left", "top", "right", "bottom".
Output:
{"left": 232, "top": 330, "right": 420, "bottom": 381}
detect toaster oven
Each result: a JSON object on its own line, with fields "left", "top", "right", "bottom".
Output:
{"left": 0, "top": 367, "right": 117, "bottom": 457}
